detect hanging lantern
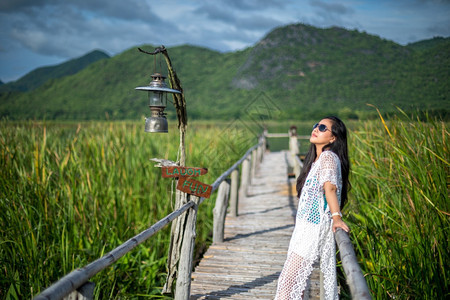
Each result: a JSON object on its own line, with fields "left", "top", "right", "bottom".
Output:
{"left": 135, "top": 73, "right": 181, "bottom": 133}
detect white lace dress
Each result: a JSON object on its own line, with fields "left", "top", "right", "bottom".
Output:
{"left": 275, "top": 150, "right": 342, "bottom": 300}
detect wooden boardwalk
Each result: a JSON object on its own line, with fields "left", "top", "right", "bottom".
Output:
{"left": 190, "top": 151, "right": 309, "bottom": 299}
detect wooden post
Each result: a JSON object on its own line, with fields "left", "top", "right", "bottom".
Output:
{"left": 174, "top": 195, "right": 200, "bottom": 300}
{"left": 293, "top": 155, "right": 303, "bottom": 178}
{"left": 288, "top": 126, "right": 300, "bottom": 178}
{"left": 251, "top": 149, "right": 257, "bottom": 183}
{"left": 289, "top": 126, "right": 299, "bottom": 157}
{"left": 263, "top": 128, "right": 268, "bottom": 151}
{"left": 163, "top": 190, "right": 188, "bottom": 294}
{"left": 246, "top": 156, "right": 252, "bottom": 194}
{"left": 257, "top": 139, "right": 263, "bottom": 164}
{"left": 239, "top": 157, "right": 251, "bottom": 197}
{"left": 213, "top": 180, "right": 231, "bottom": 243}
{"left": 256, "top": 144, "right": 262, "bottom": 165}
{"left": 229, "top": 169, "right": 239, "bottom": 217}
{"left": 255, "top": 147, "right": 261, "bottom": 170}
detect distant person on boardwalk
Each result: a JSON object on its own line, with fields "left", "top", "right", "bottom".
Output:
{"left": 275, "top": 116, "right": 350, "bottom": 300}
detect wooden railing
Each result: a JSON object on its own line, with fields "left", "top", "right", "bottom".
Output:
{"left": 335, "top": 229, "right": 371, "bottom": 299}
{"left": 34, "top": 135, "right": 266, "bottom": 300}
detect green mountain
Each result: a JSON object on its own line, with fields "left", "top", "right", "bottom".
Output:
{"left": 407, "top": 36, "right": 450, "bottom": 52}
{"left": 0, "top": 50, "right": 110, "bottom": 93}
{"left": 0, "top": 23, "right": 448, "bottom": 121}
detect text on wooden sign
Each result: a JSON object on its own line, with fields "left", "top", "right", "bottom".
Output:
{"left": 176, "top": 177, "right": 212, "bottom": 198}
{"left": 162, "top": 166, "right": 208, "bottom": 178}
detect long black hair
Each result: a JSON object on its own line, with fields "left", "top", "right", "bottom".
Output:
{"left": 296, "top": 116, "right": 351, "bottom": 210}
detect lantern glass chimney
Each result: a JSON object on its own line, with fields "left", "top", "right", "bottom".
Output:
{"left": 149, "top": 91, "right": 166, "bottom": 107}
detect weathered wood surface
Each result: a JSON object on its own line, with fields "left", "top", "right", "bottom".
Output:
{"left": 177, "top": 177, "right": 212, "bottom": 198}
{"left": 190, "top": 151, "right": 322, "bottom": 299}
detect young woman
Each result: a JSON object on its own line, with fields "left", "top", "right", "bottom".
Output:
{"left": 275, "top": 116, "right": 350, "bottom": 300}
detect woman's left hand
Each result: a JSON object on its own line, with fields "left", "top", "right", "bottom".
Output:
{"left": 332, "top": 217, "right": 349, "bottom": 233}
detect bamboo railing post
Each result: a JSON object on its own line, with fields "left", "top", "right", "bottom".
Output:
{"left": 174, "top": 195, "right": 200, "bottom": 300}
{"left": 213, "top": 180, "right": 231, "bottom": 243}
{"left": 229, "top": 169, "right": 239, "bottom": 217}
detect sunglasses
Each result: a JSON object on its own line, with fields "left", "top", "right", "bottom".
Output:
{"left": 313, "top": 123, "right": 330, "bottom": 132}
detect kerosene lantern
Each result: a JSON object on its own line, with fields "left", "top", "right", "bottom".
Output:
{"left": 135, "top": 73, "right": 181, "bottom": 133}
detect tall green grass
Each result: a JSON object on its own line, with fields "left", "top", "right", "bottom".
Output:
{"left": 0, "top": 120, "right": 255, "bottom": 299}
{"left": 346, "top": 111, "right": 449, "bottom": 299}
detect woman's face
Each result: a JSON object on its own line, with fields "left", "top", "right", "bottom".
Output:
{"left": 310, "top": 118, "right": 335, "bottom": 147}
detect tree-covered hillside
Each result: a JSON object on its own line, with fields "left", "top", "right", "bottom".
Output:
{"left": 0, "top": 23, "right": 448, "bottom": 121}
{"left": 0, "top": 50, "right": 109, "bottom": 93}
{"left": 407, "top": 36, "right": 450, "bottom": 51}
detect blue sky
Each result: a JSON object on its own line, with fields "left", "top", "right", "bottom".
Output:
{"left": 0, "top": 0, "right": 449, "bottom": 83}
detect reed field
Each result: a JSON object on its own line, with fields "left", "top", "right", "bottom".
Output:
{"left": 0, "top": 114, "right": 448, "bottom": 299}
{"left": 0, "top": 120, "right": 256, "bottom": 299}
{"left": 345, "top": 111, "right": 449, "bottom": 299}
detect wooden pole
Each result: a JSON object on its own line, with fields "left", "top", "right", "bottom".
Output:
{"left": 262, "top": 133, "right": 267, "bottom": 154}
{"left": 251, "top": 149, "right": 257, "bottom": 183}
{"left": 289, "top": 134, "right": 299, "bottom": 157}
{"left": 139, "top": 46, "right": 189, "bottom": 295}
{"left": 239, "top": 157, "right": 251, "bottom": 197}
{"left": 229, "top": 169, "right": 239, "bottom": 217}
{"left": 174, "top": 196, "right": 200, "bottom": 300}
{"left": 163, "top": 190, "right": 188, "bottom": 294}
{"left": 213, "top": 180, "right": 231, "bottom": 243}
{"left": 293, "top": 155, "right": 303, "bottom": 178}
{"left": 256, "top": 140, "right": 263, "bottom": 164}
{"left": 245, "top": 156, "right": 252, "bottom": 194}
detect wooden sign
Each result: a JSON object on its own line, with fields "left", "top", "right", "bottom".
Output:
{"left": 162, "top": 166, "right": 208, "bottom": 178}
{"left": 177, "top": 177, "right": 212, "bottom": 198}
